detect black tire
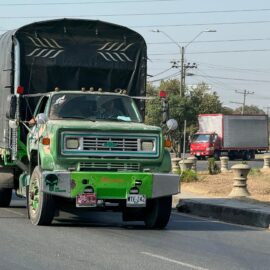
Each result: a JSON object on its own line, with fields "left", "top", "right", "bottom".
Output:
{"left": 144, "top": 196, "right": 172, "bottom": 229}
{"left": 250, "top": 151, "right": 255, "bottom": 160}
{"left": 28, "top": 166, "right": 55, "bottom": 225}
{"left": 243, "top": 151, "right": 251, "bottom": 161}
{"left": 0, "top": 188, "right": 12, "bottom": 207}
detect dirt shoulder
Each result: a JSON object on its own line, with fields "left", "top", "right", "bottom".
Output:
{"left": 182, "top": 169, "right": 270, "bottom": 204}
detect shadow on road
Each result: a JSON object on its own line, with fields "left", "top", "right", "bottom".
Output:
{"left": 49, "top": 209, "right": 257, "bottom": 232}
{"left": 4, "top": 197, "right": 258, "bottom": 232}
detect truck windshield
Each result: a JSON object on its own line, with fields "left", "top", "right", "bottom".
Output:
{"left": 192, "top": 134, "right": 210, "bottom": 143}
{"left": 49, "top": 93, "right": 142, "bottom": 122}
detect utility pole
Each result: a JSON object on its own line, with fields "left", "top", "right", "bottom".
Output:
{"left": 263, "top": 106, "right": 270, "bottom": 116}
{"left": 152, "top": 29, "right": 216, "bottom": 97}
{"left": 235, "top": 90, "right": 254, "bottom": 114}
{"left": 180, "top": 46, "right": 184, "bottom": 97}
{"left": 183, "top": 62, "right": 197, "bottom": 87}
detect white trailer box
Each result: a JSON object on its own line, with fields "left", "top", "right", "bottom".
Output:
{"left": 198, "top": 114, "right": 269, "bottom": 149}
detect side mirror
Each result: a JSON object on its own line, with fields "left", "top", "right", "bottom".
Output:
{"left": 166, "top": 119, "right": 178, "bottom": 131}
{"left": 6, "top": 95, "right": 17, "bottom": 119}
{"left": 36, "top": 113, "right": 48, "bottom": 125}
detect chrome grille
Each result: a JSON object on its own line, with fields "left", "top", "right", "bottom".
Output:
{"left": 79, "top": 162, "right": 140, "bottom": 172}
{"left": 83, "top": 137, "right": 138, "bottom": 152}
{"left": 61, "top": 132, "right": 159, "bottom": 157}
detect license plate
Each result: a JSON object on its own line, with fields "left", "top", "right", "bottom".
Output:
{"left": 196, "top": 152, "right": 200, "bottom": 156}
{"left": 127, "top": 194, "right": 146, "bottom": 207}
{"left": 76, "top": 193, "right": 97, "bottom": 207}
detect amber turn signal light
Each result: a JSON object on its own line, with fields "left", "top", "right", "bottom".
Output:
{"left": 42, "top": 137, "right": 50, "bottom": 145}
{"left": 164, "top": 139, "right": 172, "bottom": 148}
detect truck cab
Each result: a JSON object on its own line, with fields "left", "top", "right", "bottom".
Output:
{"left": 5, "top": 89, "right": 180, "bottom": 228}
{"left": 190, "top": 132, "right": 220, "bottom": 160}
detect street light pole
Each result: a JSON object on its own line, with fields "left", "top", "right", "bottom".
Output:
{"left": 152, "top": 29, "right": 183, "bottom": 96}
{"left": 152, "top": 29, "right": 216, "bottom": 97}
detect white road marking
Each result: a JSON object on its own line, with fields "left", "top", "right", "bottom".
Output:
{"left": 2, "top": 208, "right": 25, "bottom": 217}
{"left": 171, "top": 211, "right": 263, "bottom": 230}
{"left": 172, "top": 212, "right": 219, "bottom": 222}
{"left": 141, "top": 252, "right": 210, "bottom": 270}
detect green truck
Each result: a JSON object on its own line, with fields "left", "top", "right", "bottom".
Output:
{"left": 0, "top": 19, "right": 179, "bottom": 228}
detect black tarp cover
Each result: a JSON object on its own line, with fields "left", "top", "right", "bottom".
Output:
{"left": 0, "top": 18, "right": 147, "bottom": 148}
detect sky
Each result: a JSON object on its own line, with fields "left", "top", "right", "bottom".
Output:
{"left": 0, "top": 0, "right": 270, "bottom": 111}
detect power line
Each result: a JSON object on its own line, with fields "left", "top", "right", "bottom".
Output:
{"left": 148, "top": 37, "right": 270, "bottom": 45}
{"left": 195, "top": 74, "right": 270, "bottom": 83}
{"left": 263, "top": 106, "right": 270, "bottom": 115}
{"left": 198, "top": 62, "right": 270, "bottom": 74}
{"left": 132, "top": 20, "right": 270, "bottom": 28}
{"left": 148, "top": 71, "right": 180, "bottom": 83}
{"left": 149, "top": 48, "right": 270, "bottom": 55}
{"left": 1, "top": 8, "right": 270, "bottom": 19}
{"left": 195, "top": 69, "right": 236, "bottom": 91}
{"left": 188, "top": 49, "right": 270, "bottom": 55}
{"left": 0, "top": 0, "right": 180, "bottom": 6}
{"left": 233, "top": 90, "right": 254, "bottom": 114}
{"left": 2, "top": 19, "right": 270, "bottom": 32}
{"left": 150, "top": 67, "right": 173, "bottom": 78}
{"left": 3, "top": 19, "right": 270, "bottom": 30}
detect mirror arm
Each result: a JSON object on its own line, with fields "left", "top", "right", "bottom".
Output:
{"left": 20, "top": 121, "right": 35, "bottom": 135}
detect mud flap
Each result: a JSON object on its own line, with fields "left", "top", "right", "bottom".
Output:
{"left": 0, "top": 166, "right": 14, "bottom": 188}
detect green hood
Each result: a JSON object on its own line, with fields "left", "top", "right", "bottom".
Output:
{"left": 47, "top": 120, "right": 161, "bottom": 133}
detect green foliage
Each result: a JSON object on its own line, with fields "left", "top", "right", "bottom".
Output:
{"left": 180, "top": 169, "right": 198, "bottom": 182}
{"left": 249, "top": 168, "right": 262, "bottom": 176}
{"left": 145, "top": 80, "right": 226, "bottom": 152}
{"left": 234, "top": 105, "right": 265, "bottom": 115}
{"left": 189, "top": 82, "right": 223, "bottom": 115}
{"left": 222, "top": 106, "right": 234, "bottom": 114}
{"left": 208, "top": 157, "right": 221, "bottom": 175}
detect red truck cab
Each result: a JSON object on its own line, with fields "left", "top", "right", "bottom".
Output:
{"left": 190, "top": 132, "right": 220, "bottom": 160}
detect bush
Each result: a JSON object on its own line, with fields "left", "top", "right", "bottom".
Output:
{"left": 208, "top": 157, "right": 220, "bottom": 175}
{"left": 181, "top": 169, "right": 198, "bottom": 182}
{"left": 249, "top": 167, "right": 261, "bottom": 176}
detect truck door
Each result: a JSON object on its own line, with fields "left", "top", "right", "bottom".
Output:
{"left": 212, "top": 133, "right": 220, "bottom": 148}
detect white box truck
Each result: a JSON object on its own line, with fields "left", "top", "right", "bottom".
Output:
{"left": 190, "top": 114, "right": 269, "bottom": 160}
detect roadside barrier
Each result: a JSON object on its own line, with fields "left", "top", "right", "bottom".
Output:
{"left": 187, "top": 156, "right": 197, "bottom": 171}
{"left": 262, "top": 154, "right": 270, "bottom": 171}
{"left": 229, "top": 163, "right": 251, "bottom": 197}
{"left": 171, "top": 158, "right": 181, "bottom": 174}
{"left": 179, "top": 159, "right": 194, "bottom": 172}
{"left": 220, "top": 156, "right": 229, "bottom": 172}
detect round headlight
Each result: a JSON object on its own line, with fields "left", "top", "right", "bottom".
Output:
{"left": 66, "top": 138, "right": 80, "bottom": 149}
{"left": 141, "top": 141, "right": 154, "bottom": 152}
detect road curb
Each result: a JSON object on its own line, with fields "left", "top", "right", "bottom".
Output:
{"left": 176, "top": 199, "right": 270, "bottom": 229}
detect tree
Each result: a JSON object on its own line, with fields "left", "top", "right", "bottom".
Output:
{"left": 145, "top": 83, "right": 162, "bottom": 126}
{"left": 145, "top": 80, "right": 225, "bottom": 155}
{"left": 234, "top": 105, "right": 265, "bottom": 115}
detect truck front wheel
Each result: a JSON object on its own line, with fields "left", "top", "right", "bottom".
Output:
{"left": 144, "top": 196, "right": 172, "bottom": 229}
{"left": 0, "top": 188, "right": 12, "bottom": 207}
{"left": 28, "top": 166, "right": 55, "bottom": 225}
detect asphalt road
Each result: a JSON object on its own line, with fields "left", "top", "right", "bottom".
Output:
{"left": 0, "top": 195, "right": 270, "bottom": 270}
{"left": 196, "top": 159, "right": 263, "bottom": 171}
